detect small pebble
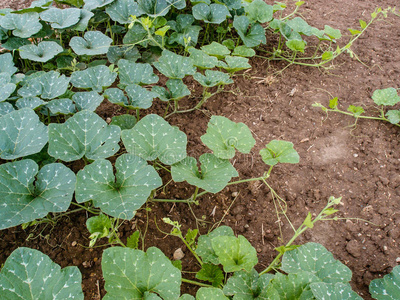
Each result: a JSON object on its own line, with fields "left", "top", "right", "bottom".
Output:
{"left": 232, "top": 192, "right": 239, "bottom": 198}
{"left": 106, "top": 117, "right": 112, "bottom": 124}
{"left": 396, "top": 257, "right": 400, "bottom": 263}
{"left": 173, "top": 248, "right": 185, "bottom": 260}
{"left": 353, "top": 153, "right": 358, "bottom": 157}
{"left": 244, "top": 224, "right": 249, "bottom": 228}
{"left": 383, "top": 246, "right": 388, "bottom": 251}
{"left": 71, "top": 241, "right": 77, "bottom": 247}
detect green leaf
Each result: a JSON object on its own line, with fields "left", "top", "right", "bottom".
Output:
{"left": 0, "top": 73, "right": 16, "bottom": 102}
{"left": 221, "top": 56, "right": 251, "bottom": 73}
{"left": 196, "top": 226, "right": 234, "bottom": 264}
{"left": 212, "top": 235, "right": 258, "bottom": 272}
{"left": 125, "top": 83, "right": 158, "bottom": 109}
{"left": 268, "top": 272, "right": 319, "bottom": 299}
{"left": 45, "top": 98, "right": 76, "bottom": 115}
{"left": 286, "top": 39, "right": 306, "bottom": 53}
{"left": 18, "top": 71, "right": 70, "bottom": 100}
{"left": 127, "top": 231, "right": 140, "bottom": 249}
{"left": 372, "top": 87, "right": 400, "bottom": 106}
{"left": 0, "top": 12, "right": 42, "bottom": 38}
{"left": 72, "top": 91, "right": 104, "bottom": 111}
{"left": 40, "top": 7, "right": 80, "bottom": 29}
{"left": 369, "top": 265, "right": 400, "bottom": 299}
{"left": 84, "top": 0, "right": 114, "bottom": 10}
{"left": 123, "top": 23, "right": 148, "bottom": 46}
{"left": 196, "top": 287, "right": 229, "bottom": 299}
{"left": 201, "top": 115, "right": 255, "bottom": 159}
{"left": 106, "top": 0, "right": 143, "bottom": 24}
{"left": 0, "top": 53, "right": 18, "bottom": 76}
{"left": 2, "top": 37, "right": 31, "bottom": 51}
{"left": 55, "top": 0, "right": 84, "bottom": 6}
{"left": 188, "top": 48, "right": 219, "bottom": 69}
{"left": 347, "top": 105, "right": 364, "bottom": 117}
{"left": 48, "top": 110, "right": 120, "bottom": 162}
{"left": 171, "top": 153, "right": 238, "bottom": 193}
{"left": 107, "top": 45, "right": 140, "bottom": 64}
{"left": 281, "top": 242, "right": 352, "bottom": 283}
{"left": 192, "top": 3, "right": 231, "bottom": 24}
{"left": 201, "top": 42, "right": 231, "bottom": 59}
{"left": 222, "top": 39, "right": 235, "bottom": 49}
{"left": 185, "top": 228, "right": 198, "bottom": 247}
{"left": 15, "top": 97, "right": 45, "bottom": 110}
{"left": 0, "top": 102, "right": 15, "bottom": 116}
{"left": 196, "top": 264, "right": 224, "bottom": 287}
{"left": 154, "top": 50, "right": 196, "bottom": 79}
{"left": 259, "top": 140, "right": 300, "bottom": 166}
{"left": 71, "top": 65, "right": 117, "bottom": 92}
{"left": 118, "top": 59, "right": 158, "bottom": 86}
{"left": 233, "top": 15, "right": 266, "bottom": 47}
{"left": 324, "top": 25, "right": 342, "bottom": 40}
{"left": 359, "top": 19, "right": 367, "bottom": 29}
{"left": 0, "top": 108, "right": 48, "bottom": 160}
{"left": 386, "top": 110, "right": 400, "bottom": 124}
{"left": 348, "top": 28, "right": 361, "bottom": 35}
{"left": 193, "top": 70, "right": 233, "bottom": 87}
{"left": 110, "top": 114, "right": 137, "bottom": 130}
{"left": 0, "top": 160, "right": 75, "bottom": 229}
{"left": 179, "top": 294, "right": 195, "bottom": 300}
{"left": 102, "top": 247, "right": 181, "bottom": 299}
{"left": 287, "top": 17, "right": 313, "bottom": 36}
{"left": 70, "top": 31, "right": 113, "bottom": 55}
{"left": 322, "top": 51, "right": 334, "bottom": 61}
{"left": 72, "top": 9, "right": 94, "bottom": 31}
{"left": 303, "top": 212, "right": 314, "bottom": 228}
{"left": 245, "top": 0, "right": 273, "bottom": 23}
{"left": 137, "top": 0, "right": 171, "bottom": 17}
{"left": 218, "top": 0, "right": 241, "bottom": 10}
{"left": 311, "top": 282, "right": 363, "bottom": 300}
{"left": 232, "top": 46, "right": 256, "bottom": 57}
{"left": 19, "top": 41, "right": 63, "bottom": 63}
{"left": 0, "top": 247, "right": 83, "bottom": 299}
{"left": 223, "top": 269, "right": 275, "bottom": 299}
{"left": 168, "top": 14, "right": 201, "bottom": 47}
{"left": 76, "top": 154, "right": 162, "bottom": 219}
{"left": 152, "top": 79, "right": 190, "bottom": 101}
{"left": 122, "top": 113, "right": 187, "bottom": 164}
{"left": 86, "top": 213, "right": 112, "bottom": 237}
{"left": 104, "top": 87, "right": 128, "bottom": 105}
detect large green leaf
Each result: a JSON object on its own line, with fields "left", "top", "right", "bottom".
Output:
{"left": 212, "top": 235, "right": 258, "bottom": 272}
{"left": 102, "top": 247, "right": 181, "bottom": 299}
{"left": 72, "top": 9, "right": 94, "bottom": 31}
{"left": 106, "top": 0, "right": 143, "bottom": 24}
{"left": 0, "top": 72, "right": 16, "bottom": 102}
{"left": 195, "top": 226, "right": 235, "bottom": 264}
{"left": 223, "top": 269, "right": 275, "bottom": 299}
{"left": 118, "top": 59, "right": 158, "bottom": 86}
{"left": 154, "top": 50, "right": 196, "bottom": 79}
{"left": 310, "top": 282, "right": 363, "bottom": 300}
{"left": 196, "top": 287, "right": 229, "bottom": 300}
{"left": 0, "top": 53, "right": 18, "bottom": 76}
{"left": 76, "top": 154, "right": 161, "bottom": 219}
{"left": 40, "top": 8, "right": 81, "bottom": 29}
{"left": 0, "top": 108, "right": 48, "bottom": 160}
{"left": 233, "top": 16, "right": 266, "bottom": 47}
{"left": 268, "top": 272, "right": 319, "bottom": 299}
{"left": 201, "top": 41, "right": 231, "bottom": 59}
{"left": 125, "top": 83, "right": 158, "bottom": 109}
{"left": 72, "top": 91, "right": 104, "bottom": 111}
{"left": 48, "top": 110, "right": 120, "bottom": 161}
{"left": 70, "top": 65, "right": 117, "bottom": 92}
{"left": 0, "top": 160, "right": 75, "bottom": 230}
{"left": 372, "top": 87, "right": 400, "bottom": 106}
{"left": 192, "top": 3, "right": 231, "bottom": 24}
{"left": 0, "top": 247, "right": 83, "bottom": 299}
{"left": 70, "top": 31, "right": 113, "bottom": 55}
{"left": 245, "top": 0, "right": 273, "bottom": 23}
{"left": 16, "top": 97, "right": 46, "bottom": 110}
{"left": 369, "top": 265, "right": 400, "bottom": 300}
{"left": 45, "top": 98, "right": 76, "bottom": 115}
{"left": 201, "top": 115, "right": 255, "bottom": 159}
{"left": 286, "top": 17, "right": 313, "bottom": 36}
{"left": 152, "top": 79, "right": 190, "bottom": 101}
{"left": 171, "top": 153, "right": 238, "bottom": 193}
{"left": 0, "top": 102, "right": 15, "bottom": 116}
{"left": 84, "top": 0, "right": 115, "bottom": 10}
{"left": 107, "top": 45, "right": 140, "bottom": 64}
{"left": 122, "top": 113, "right": 187, "bottom": 165}
{"left": 123, "top": 23, "right": 148, "bottom": 46}
{"left": 193, "top": 70, "right": 233, "bottom": 87}
{"left": 188, "top": 48, "right": 219, "bottom": 69}
{"left": 0, "top": 12, "right": 42, "bottom": 38}
{"left": 137, "top": 0, "right": 171, "bottom": 17}
{"left": 195, "top": 264, "right": 224, "bottom": 287}
{"left": 168, "top": 14, "right": 201, "bottom": 47}
{"left": 281, "top": 242, "right": 352, "bottom": 284}
{"left": 221, "top": 56, "right": 251, "bottom": 73}
{"left": 19, "top": 41, "right": 63, "bottom": 63}
{"left": 259, "top": 140, "right": 300, "bottom": 166}
{"left": 232, "top": 45, "right": 256, "bottom": 57}
{"left": 18, "top": 71, "right": 70, "bottom": 100}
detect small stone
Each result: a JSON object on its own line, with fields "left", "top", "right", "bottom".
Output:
{"left": 173, "top": 248, "right": 184, "bottom": 260}
{"left": 93, "top": 257, "right": 98, "bottom": 262}
{"left": 353, "top": 153, "right": 359, "bottom": 157}
{"left": 383, "top": 246, "right": 388, "bottom": 251}
{"left": 106, "top": 117, "right": 112, "bottom": 124}
{"left": 71, "top": 241, "right": 77, "bottom": 247}
{"left": 396, "top": 257, "right": 400, "bottom": 263}
{"left": 244, "top": 224, "right": 249, "bottom": 228}
{"left": 231, "top": 192, "right": 239, "bottom": 198}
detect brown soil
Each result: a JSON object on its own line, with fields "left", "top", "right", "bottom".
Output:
{"left": 1, "top": 0, "right": 399, "bottom": 299}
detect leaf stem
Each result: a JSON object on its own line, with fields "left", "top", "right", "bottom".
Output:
{"left": 181, "top": 278, "right": 212, "bottom": 287}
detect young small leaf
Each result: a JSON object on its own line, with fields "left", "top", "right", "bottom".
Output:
{"left": 70, "top": 31, "right": 113, "bottom": 55}
{"left": 195, "top": 264, "right": 224, "bottom": 287}
{"left": 329, "top": 97, "right": 339, "bottom": 109}
{"left": 19, "top": 41, "right": 63, "bottom": 63}
{"left": 0, "top": 247, "right": 83, "bottom": 299}
{"left": 86, "top": 213, "right": 112, "bottom": 237}
{"left": 286, "top": 39, "right": 306, "bottom": 53}
{"left": 359, "top": 19, "right": 367, "bottom": 29}
{"left": 303, "top": 212, "right": 314, "bottom": 228}
{"left": 171, "top": 154, "right": 238, "bottom": 193}
{"left": 259, "top": 140, "right": 300, "bottom": 166}
{"left": 372, "top": 87, "right": 400, "bottom": 106}
{"left": 347, "top": 105, "right": 364, "bottom": 117}
{"left": 110, "top": 114, "right": 137, "bottom": 130}
{"left": 127, "top": 231, "right": 140, "bottom": 249}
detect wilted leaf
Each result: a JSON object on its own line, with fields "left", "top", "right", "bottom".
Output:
{"left": 324, "top": 25, "right": 341, "bottom": 40}
{"left": 70, "top": 31, "right": 113, "bottom": 55}
{"left": 19, "top": 41, "right": 63, "bottom": 62}
{"left": 233, "top": 15, "right": 266, "bottom": 47}
{"left": 154, "top": 49, "right": 196, "bottom": 79}
{"left": 40, "top": 8, "right": 81, "bottom": 29}
{"left": 0, "top": 160, "right": 75, "bottom": 229}
{"left": 122, "top": 113, "right": 187, "bottom": 165}
{"left": 71, "top": 65, "right": 117, "bottom": 92}
{"left": 0, "top": 12, "right": 42, "bottom": 38}
{"left": 171, "top": 153, "right": 238, "bottom": 193}
{"left": 0, "top": 247, "right": 83, "bottom": 299}
{"left": 259, "top": 140, "right": 300, "bottom": 166}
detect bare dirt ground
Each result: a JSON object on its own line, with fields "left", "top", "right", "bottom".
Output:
{"left": 0, "top": 0, "right": 399, "bottom": 299}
